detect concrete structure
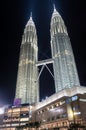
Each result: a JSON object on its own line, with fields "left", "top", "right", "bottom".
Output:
{"left": 15, "top": 5, "right": 80, "bottom": 105}
{"left": 15, "top": 14, "right": 39, "bottom": 104}
{"left": 50, "top": 6, "right": 80, "bottom": 92}
{"left": 0, "top": 86, "right": 86, "bottom": 130}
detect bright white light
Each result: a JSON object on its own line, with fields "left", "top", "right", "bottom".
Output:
{"left": 49, "top": 108, "right": 54, "bottom": 111}
{"left": 42, "top": 119, "right": 46, "bottom": 122}
{"left": 49, "top": 108, "right": 62, "bottom": 113}
{"left": 74, "top": 112, "right": 81, "bottom": 115}
{"left": 29, "top": 115, "right": 32, "bottom": 118}
{"left": 29, "top": 105, "right": 32, "bottom": 109}
{"left": 0, "top": 107, "right": 4, "bottom": 114}
{"left": 42, "top": 99, "right": 44, "bottom": 102}
{"left": 46, "top": 96, "right": 48, "bottom": 99}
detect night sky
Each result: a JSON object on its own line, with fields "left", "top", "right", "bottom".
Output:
{"left": 0, "top": 0, "right": 86, "bottom": 106}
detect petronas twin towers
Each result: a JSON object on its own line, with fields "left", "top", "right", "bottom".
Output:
{"left": 15, "top": 16, "right": 39, "bottom": 104}
{"left": 15, "top": 6, "right": 80, "bottom": 104}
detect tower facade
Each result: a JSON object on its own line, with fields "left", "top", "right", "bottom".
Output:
{"left": 15, "top": 15, "right": 39, "bottom": 104}
{"left": 50, "top": 7, "right": 80, "bottom": 92}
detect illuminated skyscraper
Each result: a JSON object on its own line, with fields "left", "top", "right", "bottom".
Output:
{"left": 15, "top": 5, "right": 80, "bottom": 104}
{"left": 50, "top": 6, "right": 80, "bottom": 92}
{"left": 15, "top": 14, "right": 39, "bottom": 104}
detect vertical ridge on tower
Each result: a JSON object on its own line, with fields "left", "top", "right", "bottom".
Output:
{"left": 15, "top": 13, "right": 39, "bottom": 104}
{"left": 50, "top": 6, "right": 80, "bottom": 92}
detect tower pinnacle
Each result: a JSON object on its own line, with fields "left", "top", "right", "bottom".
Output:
{"left": 53, "top": 4, "right": 56, "bottom": 12}
{"left": 52, "top": 4, "right": 60, "bottom": 18}
{"left": 26, "top": 12, "right": 35, "bottom": 27}
{"left": 30, "top": 12, "right": 32, "bottom": 20}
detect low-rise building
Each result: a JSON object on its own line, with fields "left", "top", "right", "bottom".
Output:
{"left": 0, "top": 86, "right": 86, "bottom": 130}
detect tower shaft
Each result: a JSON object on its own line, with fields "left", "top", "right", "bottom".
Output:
{"left": 50, "top": 8, "right": 80, "bottom": 92}
{"left": 15, "top": 16, "right": 39, "bottom": 104}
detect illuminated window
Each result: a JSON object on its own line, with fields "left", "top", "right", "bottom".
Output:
{"left": 56, "top": 103, "right": 59, "bottom": 106}
{"left": 46, "top": 107, "right": 49, "bottom": 110}
{"left": 60, "top": 100, "right": 65, "bottom": 105}
{"left": 80, "top": 98, "right": 86, "bottom": 102}
{"left": 20, "top": 118, "right": 28, "bottom": 121}
{"left": 20, "top": 107, "right": 28, "bottom": 112}
{"left": 5, "top": 124, "right": 10, "bottom": 127}
{"left": 72, "top": 96, "right": 78, "bottom": 101}
{"left": 51, "top": 105, "right": 54, "bottom": 109}
{"left": 40, "top": 110, "right": 42, "bottom": 114}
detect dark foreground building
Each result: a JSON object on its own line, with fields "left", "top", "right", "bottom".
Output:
{"left": 0, "top": 86, "right": 86, "bottom": 130}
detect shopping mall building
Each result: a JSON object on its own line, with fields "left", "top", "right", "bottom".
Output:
{"left": 0, "top": 86, "right": 86, "bottom": 130}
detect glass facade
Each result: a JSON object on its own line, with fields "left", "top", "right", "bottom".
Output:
{"left": 50, "top": 7, "right": 80, "bottom": 92}
{"left": 15, "top": 16, "right": 39, "bottom": 104}
{"left": 0, "top": 89, "right": 86, "bottom": 130}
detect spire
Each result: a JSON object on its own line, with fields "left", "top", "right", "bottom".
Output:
{"left": 26, "top": 12, "right": 35, "bottom": 27}
{"left": 52, "top": 4, "right": 60, "bottom": 18}
{"left": 53, "top": 4, "right": 56, "bottom": 12}
{"left": 30, "top": 12, "right": 32, "bottom": 20}
{"left": 30, "top": 12, "right": 32, "bottom": 17}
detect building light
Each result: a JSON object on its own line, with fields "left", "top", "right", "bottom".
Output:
{"left": 29, "top": 105, "right": 33, "bottom": 110}
{"left": 42, "top": 119, "right": 46, "bottom": 122}
{"left": 47, "top": 107, "right": 49, "bottom": 110}
{"left": 40, "top": 110, "right": 42, "bottom": 114}
{"left": 74, "top": 112, "right": 81, "bottom": 115}
{"left": 51, "top": 105, "right": 54, "bottom": 109}
{"left": 60, "top": 101, "right": 65, "bottom": 105}
{"left": 0, "top": 107, "right": 4, "bottom": 114}
{"left": 56, "top": 103, "right": 59, "bottom": 106}
{"left": 80, "top": 99, "right": 86, "bottom": 102}
{"left": 46, "top": 96, "right": 48, "bottom": 99}
{"left": 72, "top": 96, "right": 78, "bottom": 101}
{"left": 20, "top": 118, "right": 28, "bottom": 121}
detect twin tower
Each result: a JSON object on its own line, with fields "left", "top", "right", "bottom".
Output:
{"left": 15, "top": 6, "right": 80, "bottom": 104}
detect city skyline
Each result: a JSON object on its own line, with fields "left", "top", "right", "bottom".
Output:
{"left": 0, "top": 0, "right": 86, "bottom": 105}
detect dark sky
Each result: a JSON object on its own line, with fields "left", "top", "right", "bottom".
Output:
{"left": 0, "top": 0, "right": 86, "bottom": 106}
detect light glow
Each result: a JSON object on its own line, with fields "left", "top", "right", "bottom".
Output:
{"left": 0, "top": 107, "right": 4, "bottom": 114}
{"left": 74, "top": 112, "right": 81, "bottom": 115}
